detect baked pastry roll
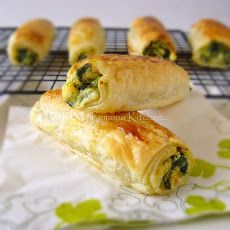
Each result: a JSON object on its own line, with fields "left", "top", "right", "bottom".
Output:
{"left": 7, "top": 18, "right": 55, "bottom": 66}
{"left": 62, "top": 54, "right": 189, "bottom": 113}
{"left": 30, "top": 90, "right": 194, "bottom": 195}
{"left": 189, "top": 19, "right": 230, "bottom": 69}
{"left": 128, "top": 16, "right": 177, "bottom": 61}
{"left": 68, "top": 18, "right": 105, "bottom": 65}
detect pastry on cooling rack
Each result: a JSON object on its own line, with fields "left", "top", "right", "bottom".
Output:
{"left": 62, "top": 54, "right": 189, "bottom": 113}
{"left": 128, "top": 16, "right": 177, "bottom": 61}
{"left": 68, "top": 17, "right": 105, "bottom": 65}
{"left": 7, "top": 18, "right": 55, "bottom": 66}
{"left": 189, "top": 19, "right": 230, "bottom": 69}
{"left": 30, "top": 89, "right": 195, "bottom": 195}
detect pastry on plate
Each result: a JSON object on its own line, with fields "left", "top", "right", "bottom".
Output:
{"left": 62, "top": 54, "right": 190, "bottom": 113}
{"left": 68, "top": 17, "right": 105, "bottom": 65}
{"left": 189, "top": 18, "right": 230, "bottom": 69}
{"left": 7, "top": 18, "right": 55, "bottom": 66}
{"left": 128, "top": 16, "right": 177, "bottom": 61}
{"left": 30, "top": 89, "right": 195, "bottom": 195}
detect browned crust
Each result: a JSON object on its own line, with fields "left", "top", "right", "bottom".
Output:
{"left": 70, "top": 17, "right": 102, "bottom": 31}
{"left": 133, "top": 16, "right": 166, "bottom": 34}
{"left": 73, "top": 17, "right": 101, "bottom": 25}
{"left": 16, "top": 29, "right": 45, "bottom": 45}
{"left": 68, "top": 54, "right": 179, "bottom": 78}
{"left": 129, "top": 16, "right": 176, "bottom": 54}
{"left": 192, "top": 18, "right": 230, "bottom": 40}
{"left": 15, "top": 18, "right": 54, "bottom": 46}
{"left": 69, "top": 54, "right": 176, "bottom": 73}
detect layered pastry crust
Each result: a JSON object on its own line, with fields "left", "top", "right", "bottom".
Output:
{"left": 62, "top": 54, "right": 189, "bottom": 113}
{"left": 30, "top": 90, "right": 194, "bottom": 195}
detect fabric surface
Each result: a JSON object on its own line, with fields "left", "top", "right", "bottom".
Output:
{"left": 0, "top": 89, "right": 230, "bottom": 229}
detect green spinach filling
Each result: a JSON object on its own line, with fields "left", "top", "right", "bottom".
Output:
{"left": 143, "top": 41, "right": 170, "bottom": 59}
{"left": 77, "top": 53, "right": 88, "bottom": 61}
{"left": 199, "top": 41, "right": 230, "bottom": 65}
{"left": 16, "top": 48, "right": 38, "bottom": 66}
{"left": 162, "top": 149, "right": 188, "bottom": 190}
{"left": 65, "top": 63, "right": 102, "bottom": 107}
{"left": 76, "top": 63, "right": 101, "bottom": 90}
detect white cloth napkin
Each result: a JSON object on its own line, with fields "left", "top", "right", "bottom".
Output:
{"left": 0, "top": 90, "right": 230, "bottom": 230}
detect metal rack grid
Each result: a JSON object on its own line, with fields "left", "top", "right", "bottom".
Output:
{"left": 0, "top": 27, "right": 229, "bottom": 99}
{"left": 176, "top": 56, "right": 230, "bottom": 98}
{"left": 0, "top": 27, "right": 190, "bottom": 53}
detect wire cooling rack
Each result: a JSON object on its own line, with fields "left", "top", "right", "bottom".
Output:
{"left": 0, "top": 27, "right": 229, "bottom": 98}
{"left": 0, "top": 27, "right": 190, "bottom": 53}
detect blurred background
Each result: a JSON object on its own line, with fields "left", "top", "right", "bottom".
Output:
{"left": 0, "top": 0, "right": 229, "bottom": 29}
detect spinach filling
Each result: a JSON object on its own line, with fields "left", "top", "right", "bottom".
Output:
{"left": 65, "top": 63, "right": 102, "bottom": 107}
{"left": 77, "top": 53, "right": 87, "bottom": 61}
{"left": 143, "top": 41, "right": 170, "bottom": 59}
{"left": 162, "top": 149, "right": 188, "bottom": 190}
{"left": 199, "top": 41, "right": 230, "bottom": 65}
{"left": 76, "top": 63, "right": 101, "bottom": 90}
{"left": 16, "top": 48, "right": 38, "bottom": 66}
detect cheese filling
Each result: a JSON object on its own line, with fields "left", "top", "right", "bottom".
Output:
{"left": 199, "top": 41, "right": 230, "bottom": 66}
{"left": 143, "top": 41, "right": 170, "bottom": 59}
{"left": 63, "top": 63, "right": 102, "bottom": 107}
{"left": 16, "top": 48, "right": 38, "bottom": 66}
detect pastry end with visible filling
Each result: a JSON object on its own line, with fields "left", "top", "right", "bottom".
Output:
{"left": 197, "top": 41, "right": 230, "bottom": 68}
{"left": 70, "top": 47, "right": 96, "bottom": 64}
{"left": 161, "top": 148, "right": 188, "bottom": 190}
{"left": 147, "top": 144, "right": 193, "bottom": 194}
{"left": 15, "top": 48, "right": 38, "bottom": 66}
{"left": 63, "top": 63, "right": 102, "bottom": 107}
{"left": 143, "top": 41, "right": 176, "bottom": 61}
{"left": 77, "top": 53, "right": 88, "bottom": 61}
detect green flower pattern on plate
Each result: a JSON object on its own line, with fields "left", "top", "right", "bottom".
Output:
{"left": 185, "top": 195, "right": 226, "bottom": 215}
{"left": 191, "top": 158, "right": 230, "bottom": 178}
{"left": 191, "top": 159, "right": 216, "bottom": 178}
{"left": 217, "top": 139, "right": 230, "bottom": 159}
{"left": 55, "top": 199, "right": 108, "bottom": 228}
{"left": 54, "top": 199, "right": 152, "bottom": 229}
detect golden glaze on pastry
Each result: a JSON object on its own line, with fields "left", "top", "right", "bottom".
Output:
{"left": 7, "top": 18, "right": 55, "bottom": 66}
{"left": 68, "top": 17, "right": 105, "bottom": 65}
{"left": 62, "top": 54, "right": 189, "bottom": 113}
{"left": 128, "top": 16, "right": 177, "bottom": 61}
{"left": 189, "top": 19, "right": 230, "bottom": 69}
{"left": 30, "top": 90, "right": 195, "bottom": 195}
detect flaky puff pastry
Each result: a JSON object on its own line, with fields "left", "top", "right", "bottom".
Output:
{"left": 128, "top": 16, "right": 177, "bottom": 61}
{"left": 30, "top": 90, "right": 194, "bottom": 195}
{"left": 189, "top": 19, "right": 230, "bottom": 69}
{"left": 68, "top": 18, "right": 105, "bottom": 65}
{"left": 62, "top": 54, "right": 190, "bottom": 113}
{"left": 7, "top": 18, "right": 55, "bottom": 66}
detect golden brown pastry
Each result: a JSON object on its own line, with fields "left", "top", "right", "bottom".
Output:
{"left": 189, "top": 19, "right": 230, "bottom": 69}
{"left": 68, "top": 17, "right": 105, "bottom": 65}
{"left": 62, "top": 54, "right": 190, "bottom": 113}
{"left": 30, "top": 90, "right": 194, "bottom": 195}
{"left": 128, "top": 16, "right": 177, "bottom": 61}
{"left": 7, "top": 18, "right": 55, "bottom": 66}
